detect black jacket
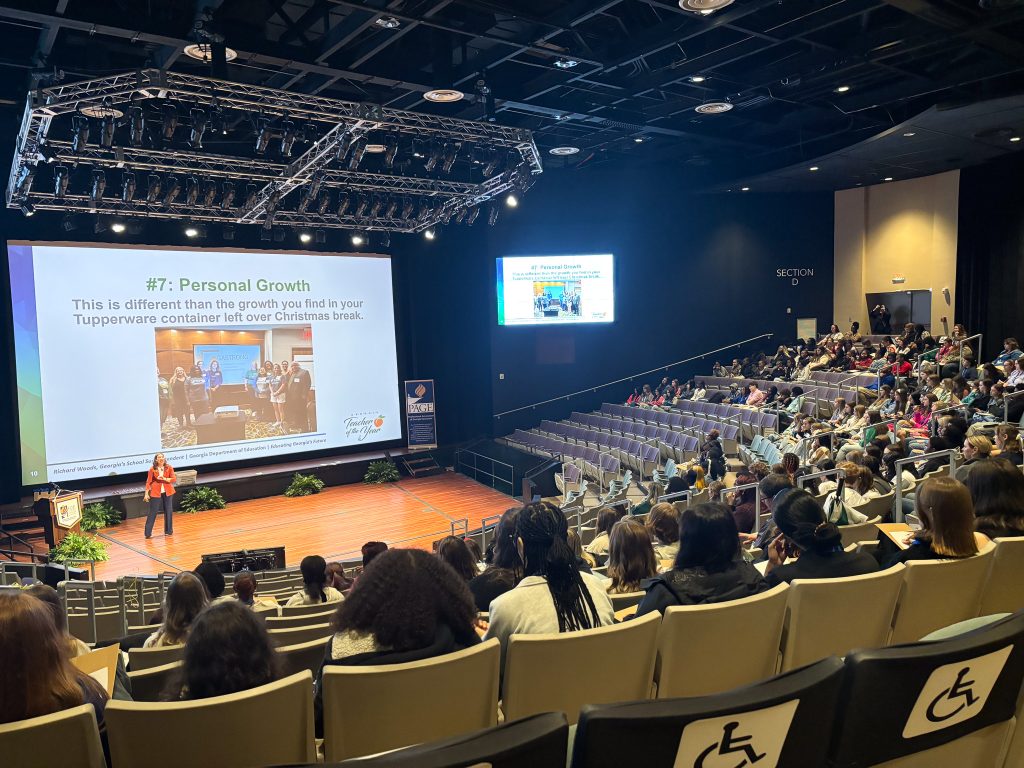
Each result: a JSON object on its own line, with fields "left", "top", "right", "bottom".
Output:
{"left": 635, "top": 557, "right": 768, "bottom": 616}
{"left": 763, "top": 549, "right": 880, "bottom": 587}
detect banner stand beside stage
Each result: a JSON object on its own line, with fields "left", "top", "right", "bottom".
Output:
{"left": 405, "top": 379, "right": 437, "bottom": 451}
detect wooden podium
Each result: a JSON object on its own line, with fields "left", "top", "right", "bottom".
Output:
{"left": 33, "top": 490, "right": 84, "bottom": 547}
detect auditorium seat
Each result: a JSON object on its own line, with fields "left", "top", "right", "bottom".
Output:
{"left": 321, "top": 638, "right": 500, "bottom": 762}
{"left": 979, "top": 537, "right": 1024, "bottom": 615}
{"left": 0, "top": 704, "right": 105, "bottom": 768}
{"left": 281, "top": 602, "right": 343, "bottom": 617}
{"left": 857, "top": 490, "right": 895, "bottom": 520}
{"left": 609, "top": 591, "right": 645, "bottom": 612}
{"left": 502, "top": 611, "right": 660, "bottom": 724}
{"left": 67, "top": 608, "right": 125, "bottom": 644}
{"left": 326, "top": 712, "right": 569, "bottom": 768}
{"left": 571, "top": 656, "right": 845, "bottom": 768}
{"left": 268, "top": 622, "right": 333, "bottom": 647}
{"left": 106, "top": 671, "right": 316, "bottom": 768}
{"left": 654, "top": 583, "right": 788, "bottom": 698}
{"left": 128, "top": 643, "right": 185, "bottom": 672}
{"left": 889, "top": 543, "right": 996, "bottom": 645}
{"left": 779, "top": 566, "right": 905, "bottom": 673}
{"left": 128, "top": 660, "right": 183, "bottom": 701}
{"left": 830, "top": 611, "right": 1024, "bottom": 767}
{"left": 266, "top": 610, "right": 336, "bottom": 630}
{"left": 276, "top": 636, "right": 330, "bottom": 678}
{"left": 838, "top": 517, "right": 882, "bottom": 549}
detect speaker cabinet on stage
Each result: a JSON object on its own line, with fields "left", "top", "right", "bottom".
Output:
{"left": 32, "top": 490, "right": 84, "bottom": 547}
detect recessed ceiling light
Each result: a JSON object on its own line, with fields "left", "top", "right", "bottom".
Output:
{"left": 363, "top": 144, "right": 386, "bottom": 154}
{"left": 351, "top": 233, "right": 365, "bottom": 246}
{"left": 184, "top": 226, "right": 199, "bottom": 238}
{"left": 741, "top": 186, "right": 750, "bottom": 192}
{"left": 903, "top": 132, "right": 916, "bottom": 137}
{"left": 883, "top": 177, "right": 894, "bottom": 182}
{"left": 424, "top": 89, "right": 464, "bottom": 103}
{"left": 549, "top": 146, "right": 580, "bottom": 156}
{"left": 694, "top": 101, "right": 733, "bottom": 114}
{"left": 81, "top": 104, "right": 124, "bottom": 119}
{"left": 111, "top": 222, "right": 126, "bottom": 233}
{"left": 375, "top": 16, "right": 400, "bottom": 29}
{"left": 424, "top": 228, "right": 436, "bottom": 240}
{"left": 184, "top": 43, "right": 238, "bottom": 63}
{"left": 689, "top": 75, "right": 706, "bottom": 83}
{"left": 554, "top": 58, "right": 580, "bottom": 69}
{"left": 634, "top": 136, "right": 645, "bottom": 143}
{"left": 809, "top": 166, "right": 819, "bottom": 171}
{"left": 299, "top": 232, "right": 312, "bottom": 243}
{"left": 505, "top": 193, "right": 519, "bottom": 208}
{"left": 1011, "top": 136, "right": 1022, "bottom": 143}
{"left": 679, "top": 0, "right": 734, "bottom": 12}
{"left": 835, "top": 85, "right": 851, "bottom": 93}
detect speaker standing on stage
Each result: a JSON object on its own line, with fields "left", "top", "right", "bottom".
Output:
{"left": 144, "top": 452, "right": 176, "bottom": 539}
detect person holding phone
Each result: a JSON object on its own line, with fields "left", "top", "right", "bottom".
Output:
{"left": 143, "top": 452, "right": 176, "bottom": 539}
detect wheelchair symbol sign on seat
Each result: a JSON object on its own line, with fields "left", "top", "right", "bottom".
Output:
{"left": 673, "top": 700, "right": 798, "bottom": 768}
{"left": 694, "top": 721, "right": 767, "bottom": 768}
{"left": 925, "top": 667, "right": 979, "bottom": 723}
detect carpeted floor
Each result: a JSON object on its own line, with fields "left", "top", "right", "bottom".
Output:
{"left": 159, "top": 411, "right": 308, "bottom": 448}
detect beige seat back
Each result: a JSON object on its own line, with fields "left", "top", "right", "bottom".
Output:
{"left": 889, "top": 545, "right": 996, "bottom": 645}
{"left": 276, "top": 636, "right": 329, "bottom": 678}
{"left": 128, "top": 660, "right": 184, "bottom": 702}
{"left": 281, "top": 601, "right": 341, "bottom": 617}
{"left": 106, "top": 671, "right": 315, "bottom": 768}
{"left": 503, "top": 611, "right": 660, "bottom": 725}
{"left": 128, "top": 643, "right": 184, "bottom": 671}
{"left": 0, "top": 704, "right": 105, "bottom": 768}
{"left": 838, "top": 517, "right": 881, "bottom": 549}
{"left": 859, "top": 490, "right": 894, "bottom": 519}
{"left": 67, "top": 609, "right": 125, "bottom": 644}
{"left": 979, "top": 536, "right": 1024, "bottom": 615}
{"left": 322, "top": 638, "right": 500, "bottom": 762}
{"left": 655, "top": 583, "right": 788, "bottom": 699}
{"left": 780, "top": 565, "right": 905, "bottom": 672}
{"left": 609, "top": 591, "right": 645, "bottom": 612}
{"left": 267, "top": 622, "right": 332, "bottom": 647}
{"left": 265, "top": 610, "right": 335, "bottom": 630}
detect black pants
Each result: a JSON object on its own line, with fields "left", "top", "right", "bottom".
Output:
{"left": 145, "top": 493, "right": 174, "bottom": 537}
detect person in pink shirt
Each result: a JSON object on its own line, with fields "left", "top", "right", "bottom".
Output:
{"left": 746, "top": 383, "right": 767, "bottom": 407}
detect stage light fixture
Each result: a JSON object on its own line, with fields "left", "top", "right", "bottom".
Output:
{"left": 265, "top": 190, "right": 282, "bottom": 223}
{"left": 121, "top": 172, "right": 136, "bottom": 202}
{"left": 184, "top": 43, "right": 238, "bottom": 62}
{"left": 161, "top": 103, "right": 178, "bottom": 141}
{"left": 383, "top": 134, "right": 399, "bottom": 167}
{"left": 336, "top": 132, "right": 355, "bottom": 162}
{"left": 201, "top": 179, "right": 217, "bottom": 207}
{"left": 466, "top": 206, "right": 480, "bottom": 225}
{"left": 554, "top": 58, "right": 579, "bottom": 69}
{"left": 189, "top": 108, "right": 208, "bottom": 149}
{"left": 254, "top": 116, "right": 271, "bottom": 154}
{"left": 243, "top": 183, "right": 257, "bottom": 210}
{"left": 441, "top": 142, "right": 459, "bottom": 173}
{"left": 111, "top": 221, "right": 126, "bottom": 233}
{"left": 19, "top": 202, "right": 35, "bottom": 217}
{"left": 222, "top": 224, "right": 236, "bottom": 240}
{"left": 90, "top": 170, "right": 106, "bottom": 203}
{"left": 163, "top": 176, "right": 181, "bottom": 205}
{"left": 549, "top": 146, "right": 580, "bottom": 156}
{"left": 835, "top": 85, "right": 851, "bottom": 93}
{"left": 53, "top": 165, "right": 70, "bottom": 199}
{"left": 128, "top": 105, "right": 145, "bottom": 146}
{"left": 453, "top": 207, "right": 468, "bottom": 224}
{"left": 424, "top": 142, "right": 442, "bottom": 171}
{"left": 185, "top": 175, "right": 200, "bottom": 206}
{"left": 400, "top": 198, "right": 415, "bottom": 220}
{"left": 678, "top": 0, "right": 733, "bottom": 11}
{"left": 299, "top": 232, "right": 312, "bottom": 243}
{"left": 336, "top": 192, "right": 351, "bottom": 217}
{"left": 273, "top": 227, "right": 286, "bottom": 242}
{"left": 417, "top": 200, "right": 432, "bottom": 221}
{"left": 354, "top": 194, "right": 369, "bottom": 217}
{"left": 61, "top": 213, "right": 77, "bottom": 232}
{"left": 71, "top": 116, "right": 90, "bottom": 153}
{"left": 351, "top": 232, "right": 365, "bottom": 246}
{"left": 694, "top": 101, "right": 733, "bottom": 114}
{"left": 36, "top": 143, "right": 57, "bottom": 163}
{"left": 369, "top": 196, "right": 382, "bottom": 217}
{"left": 99, "top": 113, "right": 117, "bottom": 148}
{"left": 280, "top": 120, "right": 297, "bottom": 157}
{"left": 809, "top": 166, "right": 819, "bottom": 172}
{"left": 482, "top": 151, "right": 500, "bottom": 177}
{"left": 505, "top": 193, "right": 518, "bottom": 208}
{"left": 348, "top": 139, "right": 367, "bottom": 170}
{"left": 424, "top": 228, "right": 436, "bottom": 240}
{"left": 94, "top": 217, "right": 107, "bottom": 234}
{"left": 13, "top": 166, "right": 34, "bottom": 199}
{"left": 145, "top": 173, "right": 161, "bottom": 203}
{"left": 740, "top": 186, "right": 750, "bottom": 191}
{"left": 1011, "top": 136, "right": 1021, "bottom": 143}
{"left": 260, "top": 224, "right": 272, "bottom": 241}
{"left": 384, "top": 197, "right": 398, "bottom": 218}
{"left": 424, "top": 89, "right": 464, "bottom": 103}
{"left": 380, "top": 231, "right": 391, "bottom": 247}
{"left": 315, "top": 228, "right": 326, "bottom": 244}
{"left": 689, "top": 75, "right": 706, "bottom": 83}
{"left": 221, "top": 181, "right": 236, "bottom": 210}
{"left": 317, "top": 192, "right": 331, "bottom": 215}
{"left": 375, "top": 15, "right": 400, "bottom": 29}
{"left": 185, "top": 225, "right": 199, "bottom": 238}
{"left": 488, "top": 203, "right": 500, "bottom": 226}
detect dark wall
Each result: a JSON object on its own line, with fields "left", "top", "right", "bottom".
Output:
{"left": 956, "top": 152, "right": 1024, "bottom": 355}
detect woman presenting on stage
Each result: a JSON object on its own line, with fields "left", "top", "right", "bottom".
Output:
{"left": 144, "top": 453, "right": 176, "bottom": 539}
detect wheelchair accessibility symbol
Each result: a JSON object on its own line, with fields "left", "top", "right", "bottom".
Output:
{"left": 694, "top": 722, "right": 767, "bottom": 768}
{"left": 925, "top": 667, "right": 979, "bottom": 723}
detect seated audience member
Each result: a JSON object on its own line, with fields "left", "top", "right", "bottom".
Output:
{"left": 232, "top": 571, "right": 276, "bottom": 610}
{"left": 881, "top": 477, "right": 987, "bottom": 567}
{"left": 24, "top": 583, "right": 90, "bottom": 658}
{"left": 636, "top": 503, "right": 768, "bottom": 615}
{"left": 285, "top": 554, "right": 345, "bottom": 606}
{"left": 692, "top": 381, "right": 707, "bottom": 401}
{"left": 606, "top": 519, "right": 658, "bottom": 594}
{"left": 362, "top": 541, "right": 388, "bottom": 568}
{"left": 745, "top": 383, "right": 767, "bottom": 406}
{"left": 194, "top": 561, "right": 233, "bottom": 604}
{"left": 995, "top": 425, "right": 1023, "bottom": 466}
{"left": 435, "top": 535, "right": 479, "bottom": 583}
{"left": 752, "top": 473, "right": 797, "bottom": 551}
{"left": 1009, "top": 358, "right": 1024, "bottom": 388}
{"left": 821, "top": 463, "right": 870, "bottom": 525}
{"left": 0, "top": 591, "right": 110, "bottom": 727}
{"left": 993, "top": 337, "right": 1023, "bottom": 366}
{"left": 646, "top": 502, "right": 682, "bottom": 561}
{"left": 485, "top": 503, "right": 615, "bottom": 668}
{"left": 762, "top": 490, "right": 879, "bottom": 586}
{"left": 955, "top": 435, "right": 993, "bottom": 482}
{"left": 730, "top": 476, "right": 759, "bottom": 534}
{"left": 145, "top": 571, "right": 209, "bottom": 647}
{"left": 325, "top": 562, "right": 354, "bottom": 593}
{"left": 965, "top": 458, "right": 1024, "bottom": 539}
{"left": 565, "top": 527, "right": 595, "bottom": 572}
{"left": 462, "top": 537, "right": 484, "bottom": 569}
{"left": 918, "top": 436, "right": 954, "bottom": 476}
{"left": 316, "top": 548, "right": 481, "bottom": 727}
{"left": 470, "top": 507, "right": 521, "bottom": 613}
{"left": 171, "top": 601, "right": 279, "bottom": 700}
{"left": 585, "top": 506, "right": 625, "bottom": 559}
{"left": 700, "top": 429, "right": 726, "bottom": 480}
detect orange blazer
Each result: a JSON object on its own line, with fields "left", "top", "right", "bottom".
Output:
{"left": 146, "top": 465, "right": 177, "bottom": 496}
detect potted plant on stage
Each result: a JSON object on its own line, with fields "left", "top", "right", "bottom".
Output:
{"left": 180, "top": 485, "right": 227, "bottom": 513}
{"left": 49, "top": 531, "right": 109, "bottom": 564}
{"left": 81, "top": 501, "right": 123, "bottom": 532}
{"left": 364, "top": 460, "right": 400, "bottom": 484}
{"left": 285, "top": 472, "right": 325, "bottom": 497}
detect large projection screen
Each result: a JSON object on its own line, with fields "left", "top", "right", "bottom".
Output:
{"left": 8, "top": 243, "right": 402, "bottom": 485}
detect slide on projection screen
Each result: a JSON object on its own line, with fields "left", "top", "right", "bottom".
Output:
{"left": 496, "top": 254, "right": 614, "bottom": 326}
{"left": 8, "top": 243, "right": 402, "bottom": 485}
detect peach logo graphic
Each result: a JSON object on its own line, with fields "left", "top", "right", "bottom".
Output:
{"left": 374, "top": 416, "right": 384, "bottom": 428}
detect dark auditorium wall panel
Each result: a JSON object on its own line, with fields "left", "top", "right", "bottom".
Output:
{"left": 956, "top": 152, "right": 1024, "bottom": 358}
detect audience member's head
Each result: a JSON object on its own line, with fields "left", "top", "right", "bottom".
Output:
{"left": 232, "top": 570, "right": 258, "bottom": 605}
{"left": 965, "top": 458, "right": 1024, "bottom": 537}
{"left": 24, "top": 583, "right": 83, "bottom": 658}
{"left": 361, "top": 541, "right": 388, "bottom": 568}
{"left": 915, "top": 477, "right": 979, "bottom": 558}
{"left": 333, "top": 548, "right": 478, "bottom": 651}
{"left": 325, "top": 562, "right": 353, "bottom": 592}
{"left": 665, "top": 474, "right": 690, "bottom": 494}
{"left": 299, "top": 554, "right": 330, "bottom": 603}
{"left": 772, "top": 489, "right": 843, "bottom": 556}
{"left": 0, "top": 590, "right": 107, "bottom": 724}
{"left": 675, "top": 503, "right": 740, "bottom": 574}
{"left": 193, "top": 561, "right": 226, "bottom": 599}
{"left": 489, "top": 506, "right": 522, "bottom": 572}
{"left": 158, "top": 571, "right": 209, "bottom": 645}
{"left": 963, "top": 435, "right": 993, "bottom": 462}
{"left": 177, "top": 601, "right": 279, "bottom": 700}
{"left": 606, "top": 519, "right": 657, "bottom": 594}
{"left": 997, "top": 425, "right": 1022, "bottom": 456}
{"left": 647, "top": 502, "right": 681, "bottom": 546}
{"left": 435, "top": 535, "right": 478, "bottom": 582}
{"left": 462, "top": 537, "right": 483, "bottom": 564}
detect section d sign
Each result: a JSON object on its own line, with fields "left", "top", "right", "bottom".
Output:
{"left": 405, "top": 379, "right": 437, "bottom": 450}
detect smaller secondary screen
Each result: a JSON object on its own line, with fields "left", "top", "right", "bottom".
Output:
{"left": 496, "top": 254, "right": 614, "bottom": 326}
{"left": 192, "top": 344, "right": 263, "bottom": 385}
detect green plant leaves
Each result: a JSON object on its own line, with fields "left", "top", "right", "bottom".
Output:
{"left": 284, "top": 472, "right": 325, "bottom": 497}
{"left": 364, "top": 460, "right": 399, "bottom": 484}
{"left": 49, "top": 532, "right": 109, "bottom": 563}
{"left": 180, "top": 486, "right": 227, "bottom": 513}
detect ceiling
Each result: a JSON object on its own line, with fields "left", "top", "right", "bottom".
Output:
{"left": 1, "top": 0, "right": 1024, "bottom": 188}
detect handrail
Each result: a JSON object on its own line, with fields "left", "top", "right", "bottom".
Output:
{"left": 1004, "top": 389, "right": 1024, "bottom": 424}
{"left": 0, "top": 547, "right": 48, "bottom": 563}
{"left": 478, "top": 513, "right": 503, "bottom": 555}
{"left": 893, "top": 449, "right": 958, "bottom": 523}
{"left": 797, "top": 467, "right": 847, "bottom": 488}
{"left": 718, "top": 482, "right": 763, "bottom": 535}
{"left": 957, "top": 333, "right": 983, "bottom": 370}
{"left": 493, "top": 333, "right": 774, "bottom": 418}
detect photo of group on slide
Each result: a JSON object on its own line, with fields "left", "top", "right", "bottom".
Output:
{"left": 155, "top": 325, "right": 317, "bottom": 449}
{"left": 533, "top": 280, "right": 582, "bottom": 319}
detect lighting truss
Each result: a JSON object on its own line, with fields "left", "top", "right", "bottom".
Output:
{"left": 6, "top": 69, "right": 542, "bottom": 233}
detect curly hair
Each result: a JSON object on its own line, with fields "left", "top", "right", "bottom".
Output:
{"left": 436, "top": 536, "right": 478, "bottom": 582}
{"left": 175, "top": 601, "right": 279, "bottom": 700}
{"left": 332, "top": 548, "right": 478, "bottom": 652}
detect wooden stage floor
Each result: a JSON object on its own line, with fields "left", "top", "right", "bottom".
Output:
{"left": 92, "top": 473, "right": 515, "bottom": 580}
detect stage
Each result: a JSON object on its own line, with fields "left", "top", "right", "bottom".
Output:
{"left": 90, "top": 473, "right": 515, "bottom": 580}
